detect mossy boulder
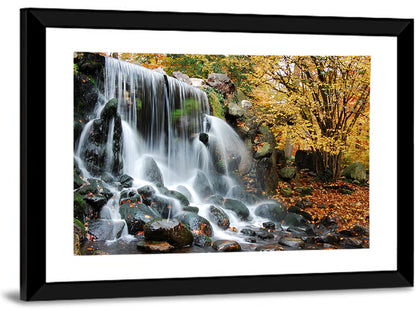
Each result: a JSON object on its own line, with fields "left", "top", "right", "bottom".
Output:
{"left": 280, "top": 187, "right": 293, "bottom": 197}
{"left": 119, "top": 174, "right": 134, "bottom": 188}
{"left": 255, "top": 201, "right": 287, "bottom": 222}
{"left": 119, "top": 201, "right": 160, "bottom": 234}
{"left": 144, "top": 218, "right": 193, "bottom": 247}
{"left": 278, "top": 167, "right": 297, "bottom": 180}
{"left": 74, "top": 192, "right": 86, "bottom": 221}
{"left": 176, "top": 212, "right": 213, "bottom": 237}
{"left": 341, "top": 161, "right": 367, "bottom": 182}
{"left": 223, "top": 198, "right": 250, "bottom": 221}
{"left": 208, "top": 205, "right": 230, "bottom": 230}
{"left": 100, "top": 98, "right": 118, "bottom": 121}
{"left": 167, "top": 190, "right": 190, "bottom": 206}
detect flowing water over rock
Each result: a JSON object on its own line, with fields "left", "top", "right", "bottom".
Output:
{"left": 74, "top": 55, "right": 369, "bottom": 254}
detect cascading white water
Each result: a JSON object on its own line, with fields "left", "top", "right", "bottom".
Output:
{"left": 75, "top": 56, "right": 270, "bottom": 244}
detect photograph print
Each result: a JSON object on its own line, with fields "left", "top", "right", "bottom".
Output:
{"left": 73, "top": 52, "right": 370, "bottom": 255}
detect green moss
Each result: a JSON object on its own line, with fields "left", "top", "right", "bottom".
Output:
{"left": 74, "top": 192, "right": 86, "bottom": 220}
{"left": 74, "top": 217, "right": 86, "bottom": 234}
{"left": 136, "top": 98, "right": 142, "bottom": 112}
{"left": 171, "top": 98, "right": 199, "bottom": 122}
{"left": 203, "top": 87, "right": 225, "bottom": 119}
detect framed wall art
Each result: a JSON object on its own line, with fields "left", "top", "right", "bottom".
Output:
{"left": 21, "top": 8, "right": 413, "bottom": 300}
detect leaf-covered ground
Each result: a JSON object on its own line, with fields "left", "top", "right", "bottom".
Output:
{"left": 270, "top": 171, "right": 369, "bottom": 232}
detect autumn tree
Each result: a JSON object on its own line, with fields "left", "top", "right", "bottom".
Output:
{"left": 252, "top": 56, "right": 370, "bottom": 179}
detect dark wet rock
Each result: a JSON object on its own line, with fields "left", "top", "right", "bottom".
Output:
{"left": 284, "top": 213, "right": 310, "bottom": 228}
{"left": 341, "top": 161, "right": 367, "bottom": 182}
{"left": 144, "top": 218, "right": 193, "bottom": 247}
{"left": 223, "top": 199, "right": 250, "bottom": 221}
{"left": 288, "top": 205, "right": 301, "bottom": 214}
{"left": 212, "top": 240, "right": 241, "bottom": 252}
{"left": 142, "top": 157, "right": 164, "bottom": 185}
{"left": 193, "top": 234, "right": 213, "bottom": 247}
{"left": 278, "top": 167, "right": 297, "bottom": 180}
{"left": 280, "top": 187, "right": 293, "bottom": 197}
{"left": 319, "top": 233, "right": 340, "bottom": 244}
{"left": 137, "top": 185, "right": 156, "bottom": 205}
{"left": 318, "top": 216, "right": 339, "bottom": 229}
{"left": 74, "top": 162, "right": 83, "bottom": 189}
{"left": 119, "top": 174, "right": 134, "bottom": 188}
{"left": 263, "top": 222, "right": 276, "bottom": 230}
{"left": 119, "top": 189, "right": 141, "bottom": 205}
{"left": 77, "top": 178, "right": 113, "bottom": 200}
{"left": 83, "top": 195, "right": 108, "bottom": 210}
{"left": 101, "top": 172, "right": 115, "bottom": 184}
{"left": 176, "top": 212, "right": 213, "bottom": 237}
{"left": 208, "top": 205, "right": 230, "bottom": 230}
{"left": 176, "top": 185, "right": 192, "bottom": 201}
{"left": 245, "top": 237, "right": 257, "bottom": 243}
{"left": 193, "top": 170, "right": 213, "bottom": 199}
{"left": 339, "top": 237, "right": 364, "bottom": 248}
{"left": 137, "top": 241, "right": 174, "bottom": 253}
{"left": 243, "top": 192, "right": 261, "bottom": 205}
{"left": 317, "top": 203, "right": 327, "bottom": 209}
{"left": 119, "top": 201, "right": 160, "bottom": 234}
{"left": 205, "top": 194, "right": 225, "bottom": 206}
{"left": 182, "top": 206, "right": 199, "bottom": 213}
{"left": 74, "top": 192, "right": 86, "bottom": 220}
{"left": 151, "top": 195, "right": 177, "bottom": 218}
{"left": 254, "top": 201, "right": 287, "bottom": 222}
{"left": 256, "top": 230, "right": 274, "bottom": 240}
{"left": 255, "top": 244, "right": 283, "bottom": 251}
{"left": 322, "top": 243, "right": 336, "bottom": 249}
{"left": 296, "top": 198, "right": 314, "bottom": 209}
{"left": 100, "top": 98, "right": 118, "bottom": 122}
{"left": 241, "top": 228, "right": 256, "bottom": 237}
{"left": 167, "top": 190, "right": 190, "bottom": 206}
{"left": 339, "top": 229, "right": 355, "bottom": 237}
{"left": 299, "top": 211, "right": 313, "bottom": 222}
{"left": 207, "top": 73, "right": 235, "bottom": 96}
{"left": 199, "top": 132, "right": 209, "bottom": 146}
{"left": 87, "top": 219, "right": 126, "bottom": 241}
{"left": 279, "top": 237, "right": 305, "bottom": 249}
{"left": 351, "top": 225, "right": 369, "bottom": 237}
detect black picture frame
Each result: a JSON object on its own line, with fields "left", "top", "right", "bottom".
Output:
{"left": 20, "top": 8, "right": 414, "bottom": 301}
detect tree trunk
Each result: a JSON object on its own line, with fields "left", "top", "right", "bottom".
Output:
{"left": 315, "top": 150, "right": 343, "bottom": 180}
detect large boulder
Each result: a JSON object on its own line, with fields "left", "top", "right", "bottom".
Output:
{"left": 144, "top": 218, "right": 193, "bottom": 247}
{"left": 278, "top": 167, "right": 297, "bottom": 180}
{"left": 208, "top": 205, "right": 230, "bottom": 230}
{"left": 172, "top": 71, "right": 191, "bottom": 84}
{"left": 87, "top": 219, "right": 126, "bottom": 240}
{"left": 176, "top": 212, "right": 213, "bottom": 237}
{"left": 341, "top": 161, "right": 367, "bottom": 182}
{"left": 225, "top": 102, "right": 245, "bottom": 119}
{"left": 119, "top": 201, "right": 160, "bottom": 234}
{"left": 206, "top": 73, "right": 235, "bottom": 97}
{"left": 255, "top": 201, "right": 287, "bottom": 222}
{"left": 142, "top": 157, "right": 164, "bottom": 185}
{"left": 223, "top": 199, "right": 250, "bottom": 221}
{"left": 212, "top": 240, "right": 241, "bottom": 252}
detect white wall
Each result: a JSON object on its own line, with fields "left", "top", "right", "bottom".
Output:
{"left": 1, "top": 0, "right": 414, "bottom": 310}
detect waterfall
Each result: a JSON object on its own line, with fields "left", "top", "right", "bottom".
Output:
{"left": 75, "top": 56, "right": 259, "bottom": 245}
